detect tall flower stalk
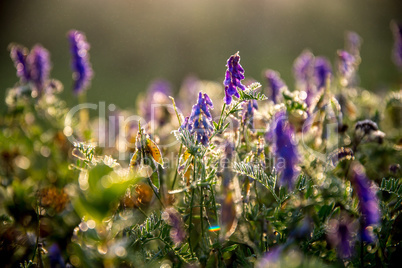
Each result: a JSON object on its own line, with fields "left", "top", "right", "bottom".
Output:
{"left": 68, "top": 30, "right": 93, "bottom": 135}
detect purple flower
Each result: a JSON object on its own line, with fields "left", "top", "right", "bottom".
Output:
{"left": 241, "top": 100, "right": 258, "bottom": 131}
{"left": 313, "top": 57, "right": 332, "bottom": 90}
{"left": 181, "top": 92, "right": 214, "bottom": 145}
{"left": 162, "top": 207, "right": 186, "bottom": 245}
{"left": 9, "top": 44, "right": 31, "bottom": 82}
{"left": 68, "top": 30, "right": 93, "bottom": 94}
{"left": 293, "top": 50, "right": 314, "bottom": 87}
{"left": 272, "top": 111, "right": 300, "bottom": 190}
{"left": 337, "top": 50, "right": 355, "bottom": 84}
{"left": 28, "top": 45, "right": 51, "bottom": 93}
{"left": 327, "top": 218, "right": 356, "bottom": 259}
{"left": 391, "top": 21, "right": 402, "bottom": 70}
{"left": 140, "top": 79, "right": 172, "bottom": 124}
{"left": 351, "top": 163, "right": 380, "bottom": 243}
{"left": 257, "top": 246, "right": 284, "bottom": 267}
{"left": 48, "top": 243, "right": 65, "bottom": 268}
{"left": 223, "top": 52, "right": 246, "bottom": 105}
{"left": 265, "top": 70, "right": 286, "bottom": 104}
{"left": 345, "top": 31, "right": 362, "bottom": 56}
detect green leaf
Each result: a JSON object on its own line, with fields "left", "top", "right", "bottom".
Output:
{"left": 222, "top": 244, "right": 238, "bottom": 252}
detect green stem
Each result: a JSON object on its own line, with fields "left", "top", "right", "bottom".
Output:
{"left": 189, "top": 187, "right": 195, "bottom": 258}
{"left": 188, "top": 158, "right": 197, "bottom": 258}
{"left": 217, "top": 104, "right": 226, "bottom": 130}
{"left": 147, "top": 178, "right": 165, "bottom": 209}
{"left": 171, "top": 144, "right": 183, "bottom": 189}
{"left": 200, "top": 185, "right": 204, "bottom": 238}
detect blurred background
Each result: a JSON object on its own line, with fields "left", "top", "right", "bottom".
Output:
{"left": 1, "top": 0, "right": 401, "bottom": 112}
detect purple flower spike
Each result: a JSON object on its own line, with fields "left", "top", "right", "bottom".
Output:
{"left": 28, "top": 45, "right": 51, "bottom": 93}
{"left": 272, "top": 111, "right": 300, "bottom": 190}
{"left": 223, "top": 52, "right": 246, "bottom": 105}
{"left": 10, "top": 45, "right": 31, "bottom": 82}
{"left": 68, "top": 30, "right": 93, "bottom": 94}
{"left": 314, "top": 57, "right": 332, "bottom": 90}
{"left": 180, "top": 92, "right": 214, "bottom": 145}
{"left": 351, "top": 163, "right": 380, "bottom": 243}
{"left": 337, "top": 50, "right": 355, "bottom": 82}
{"left": 391, "top": 21, "right": 402, "bottom": 70}
{"left": 293, "top": 50, "right": 314, "bottom": 87}
{"left": 265, "top": 70, "right": 286, "bottom": 104}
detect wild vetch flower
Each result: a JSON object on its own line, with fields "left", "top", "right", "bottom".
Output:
{"left": 351, "top": 163, "right": 380, "bottom": 243}
{"left": 265, "top": 69, "right": 286, "bottom": 104}
{"left": 181, "top": 92, "right": 214, "bottom": 145}
{"left": 162, "top": 207, "right": 186, "bottom": 245}
{"left": 223, "top": 52, "right": 246, "bottom": 105}
{"left": 68, "top": 30, "right": 93, "bottom": 94}
{"left": 337, "top": 50, "right": 355, "bottom": 86}
{"left": 391, "top": 21, "right": 402, "bottom": 70}
{"left": 241, "top": 100, "right": 258, "bottom": 131}
{"left": 9, "top": 44, "right": 30, "bottom": 82}
{"left": 313, "top": 57, "right": 332, "bottom": 90}
{"left": 28, "top": 45, "right": 51, "bottom": 93}
{"left": 327, "top": 217, "right": 356, "bottom": 259}
{"left": 293, "top": 50, "right": 314, "bottom": 87}
{"left": 272, "top": 111, "right": 300, "bottom": 190}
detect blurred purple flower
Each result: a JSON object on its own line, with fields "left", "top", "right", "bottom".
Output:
{"left": 48, "top": 243, "right": 65, "bottom": 268}
{"left": 68, "top": 30, "right": 93, "bottom": 94}
{"left": 314, "top": 57, "right": 332, "bottom": 90}
{"left": 181, "top": 92, "right": 214, "bottom": 145}
{"left": 345, "top": 31, "right": 362, "bottom": 56}
{"left": 163, "top": 207, "right": 186, "bottom": 245}
{"left": 10, "top": 45, "right": 31, "bottom": 83}
{"left": 241, "top": 100, "right": 258, "bottom": 131}
{"left": 265, "top": 69, "right": 285, "bottom": 104}
{"left": 293, "top": 50, "right": 314, "bottom": 87}
{"left": 327, "top": 218, "right": 355, "bottom": 259}
{"left": 272, "top": 111, "right": 300, "bottom": 190}
{"left": 351, "top": 163, "right": 380, "bottom": 243}
{"left": 223, "top": 52, "right": 246, "bottom": 105}
{"left": 28, "top": 45, "right": 51, "bottom": 93}
{"left": 391, "top": 21, "right": 402, "bottom": 70}
{"left": 257, "top": 245, "right": 284, "bottom": 267}
{"left": 140, "top": 79, "right": 172, "bottom": 124}
{"left": 337, "top": 50, "right": 355, "bottom": 82}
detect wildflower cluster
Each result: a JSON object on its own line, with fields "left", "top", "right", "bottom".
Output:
{"left": 1, "top": 24, "right": 402, "bottom": 268}
{"left": 181, "top": 92, "right": 214, "bottom": 145}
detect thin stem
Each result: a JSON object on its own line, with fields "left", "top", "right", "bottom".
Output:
{"left": 189, "top": 187, "right": 195, "bottom": 258}
{"left": 217, "top": 103, "right": 226, "bottom": 130}
{"left": 147, "top": 178, "right": 165, "bottom": 209}
{"left": 200, "top": 186, "right": 204, "bottom": 238}
{"left": 188, "top": 158, "right": 197, "bottom": 258}
{"left": 171, "top": 144, "right": 183, "bottom": 189}
{"left": 78, "top": 92, "right": 89, "bottom": 139}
